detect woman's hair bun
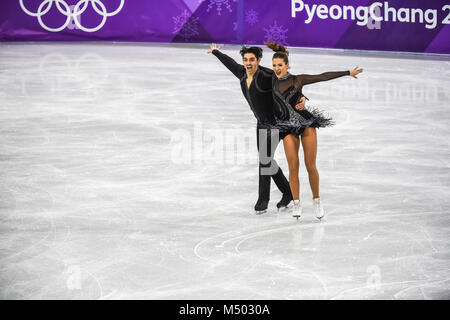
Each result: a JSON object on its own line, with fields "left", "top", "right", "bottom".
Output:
{"left": 265, "top": 41, "right": 289, "bottom": 55}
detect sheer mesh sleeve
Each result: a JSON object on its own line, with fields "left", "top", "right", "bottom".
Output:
{"left": 295, "top": 71, "right": 350, "bottom": 87}
{"left": 212, "top": 50, "right": 245, "bottom": 79}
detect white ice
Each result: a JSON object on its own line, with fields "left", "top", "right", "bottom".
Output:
{"left": 0, "top": 42, "right": 449, "bottom": 299}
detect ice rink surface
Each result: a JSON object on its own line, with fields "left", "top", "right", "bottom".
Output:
{"left": 0, "top": 42, "right": 449, "bottom": 299}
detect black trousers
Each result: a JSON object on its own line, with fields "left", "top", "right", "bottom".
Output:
{"left": 256, "top": 123, "right": 292, "bottom": 201}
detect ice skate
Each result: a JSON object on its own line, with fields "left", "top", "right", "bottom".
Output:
{"left": 254, "top": 199, "right": 269, "bottom": 214}
{"left": 313, "top": 197, "right": 325, "bottom": 220}
{"left": 276, "top": 193, "right": 293, "bottom": 211}
{"left": 292, "top": 200, "right": 302, "bottom": 220}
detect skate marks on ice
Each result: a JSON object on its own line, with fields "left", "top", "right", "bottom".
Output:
{"left": 194, "top": 219, "right": 325, "bottom": 260}
{"left": 191, "top": 220, "right": 328, "bottom": 299}
{"left": 331, "top": 277, "right": 450, "bottom": 300}
{"left": 194, "top": 210, "right": 439, "bottom": 260}
{"left": 193, "top": 210, "right": 447, "bottom": 299}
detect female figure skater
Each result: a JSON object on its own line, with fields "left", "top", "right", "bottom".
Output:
{"left": 266, "top": 41, "right": 363, "bottom": 220}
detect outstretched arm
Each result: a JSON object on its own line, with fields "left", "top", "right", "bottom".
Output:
{"left": 296, "top": 67, "right": 363, "bottom": 86}
{"left": 208, "top": 43, "right": 245, "bottom": 79}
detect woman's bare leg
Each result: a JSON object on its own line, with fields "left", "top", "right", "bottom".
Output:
{"left": 283, "top": 134, "right": 301, "bottom": 200}
{"left": 301, "top": 127, "right": 319, "bottom": 199}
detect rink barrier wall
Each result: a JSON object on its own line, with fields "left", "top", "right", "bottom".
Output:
{"left": 0, "top": 0, "right": 449, "bottom": 54}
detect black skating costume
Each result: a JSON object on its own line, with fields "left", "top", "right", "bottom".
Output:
{"left": 211, "top": 49, "right": 292, "bottom": 208}
{"left": 272, "top": 71, "right": 350, "bottom": 136}
{"left": 212, "top": 49, "right": 277, "bottom": 125}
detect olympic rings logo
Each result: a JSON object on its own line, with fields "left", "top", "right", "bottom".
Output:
{"left": 19, "top": 0, "right": 124, "bottom": 32}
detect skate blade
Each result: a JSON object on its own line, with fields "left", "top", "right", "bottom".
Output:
{"left": 255, "top": 209, "right": 267, "bottom": 215}
{"left": 277, "top": 205, "right": 292, "bottom": 212}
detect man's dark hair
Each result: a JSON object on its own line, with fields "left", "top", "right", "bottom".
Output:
{"left": 239, "top": 46, "right": 263, "bottom": 59}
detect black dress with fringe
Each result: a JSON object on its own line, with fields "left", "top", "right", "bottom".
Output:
{"left": 271, "top": 71, "right": 350, "bottom": 138}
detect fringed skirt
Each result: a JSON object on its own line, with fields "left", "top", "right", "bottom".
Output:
{"left": 273, "top": 106, "right": 334, "bottom": 139}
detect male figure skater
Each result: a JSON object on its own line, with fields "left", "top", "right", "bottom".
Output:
{"left": 208, "top": 44, "right": 307, "bottom": 214}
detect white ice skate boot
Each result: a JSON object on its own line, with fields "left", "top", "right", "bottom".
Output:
{"left": 313, "top": 197, "right": 325, "bottom": 220}
{"left": 292, "top": 200, "right": 302, "bottom": 220}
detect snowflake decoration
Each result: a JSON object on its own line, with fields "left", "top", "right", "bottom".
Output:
{"left": 199, "top": 0, "right": 236, "bottom": 16}
{"left": 233, "top": 21, "right": 237, "bottom": 31}
{"left": 245, "top": 9, "right": 259, "bottom": 26}
{"left": 264, "top": 21, "right": 288, "bottom": 45}
{"left": 172, "top": 9, "right": 199, "bottom": 41}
